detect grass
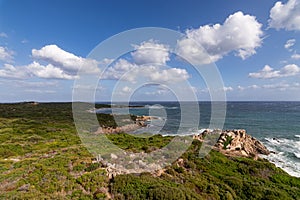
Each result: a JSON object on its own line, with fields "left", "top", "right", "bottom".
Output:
{"left": 0, "top": 103, "right": 299, "bottom": 199}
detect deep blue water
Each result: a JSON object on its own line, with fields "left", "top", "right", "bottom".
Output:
{"left": 97, "top": 101, "right": 300, "bottom": 177}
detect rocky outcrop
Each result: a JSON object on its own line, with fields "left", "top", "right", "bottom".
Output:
{"left": 135, "top": 115, "right": 157, "bottom": 126}
{"left": 93, "top": 153, "right": 166, "bottom": 179}
{"left": 95, "top": 115, "right": 156, "bottom": 134}
{"left": 95, "top": 124, "right": 141, "bottom": 134}
{"left": 194, "top": 129, "right": 270, "bottom": 159}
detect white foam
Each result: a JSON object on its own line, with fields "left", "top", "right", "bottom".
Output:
{"left": 263, "top": 153, "right": 300, "bottom": 178}
{"left": 169, "top": 106, "right": 179, "bottom": 109}
{"left": 263, "top": 137, "right": 300, "bottom": 178}
{"left": 145, "top": 105, "right": 178, "bottom": 110}
{"left": 294, "top": 152, "right": 300, "bottom": 159}
{"left": 295, "top": 135, "right": 300, "bottom": 138}
{"left": 265, "top": 137, "right": 280, "bottom": 145}
{"left": 160, "top": 128, "right": 213, "bottom": 137}
{"left": 145, "top": 105, "right": 164, "bottom": 109}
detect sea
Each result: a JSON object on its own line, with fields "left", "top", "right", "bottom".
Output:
{"left": 96, "top": 101, "right": 300, "bottom": 178}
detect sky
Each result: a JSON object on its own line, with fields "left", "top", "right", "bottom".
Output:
{"left": 0, "top": 0, "right": 300, "bottom": 102}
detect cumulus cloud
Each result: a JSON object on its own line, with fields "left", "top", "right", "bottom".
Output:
{"left": 26, "top": 61, "right": 77, "bottom": 79}
{"left": 0, "top": 62, "right": 78, "bottom": 80}
{"left": 0, "top": 44, "right": 101, "bottom": 80}
{"left": 223, "top": 86, "right": 233, "bottom": 92}
{"left": 102, "top": 59, "right": 138, "bottom": 81}
{"left": 269, "top": 0, "right": 300, "bottom": 31}
{"left": 0, "top": 46, "right": 14, "bottom": 62}
{"left": 122, "top": 86, "right": 132, "bottom": 93}
{"left": 284, "top": 39, "right": 296, "bottom": 50}
{"left": 249, "top": 64, "right": 300, "bottom": 79}
{"left": 269, "top": 0, "right": 300, "bottom": 30}
{"left": 148, "top": 67, "right": 189, "bottom": 82}
{"left": 32, "top": 44, "right": 99, "bottom": 74}
{"left": 131, "top": 40, "right": 170, "bottom": 65}
{"left": 102, "top": 59, "right": 189, "bottom": 83}
{"left": 291, "top": 53, "right": 300, "bottom": 59}
{"left": 0, "top": 64, "right": 28, "bottom": 79}
{"left": 176, "top": 11, "right": 263, "bottom": 64}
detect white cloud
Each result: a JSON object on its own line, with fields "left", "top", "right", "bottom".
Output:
{"left": 144, "top": 85, "right": 171, "bottom": 96}
{"left": 32, "top": 44, "right": 99, "bottom": 74}
{"left": 0, "top": 64, "right": 28, "bottom": 79}
{"left": 122, "top": 86, "right": 132, "bottom": 93}
{"left": 176, "top": 11, "right": 263, "bottom": 64}
{"left": 131, "top": 40, "right": 170, "bottom": 65}
{"left": 26, "top": 61, "right": 77, "bottom": 79}
{"left": 238, "top": 83, "right": 294, "bottom": 91}
{"left": 248, "top": 84, "right": 260, "bottom": 89}
{"left": 25, "top": 89, "right": 56, "bottom": 94}
{"left": 102, "top": 59, "right": 138, "bottom": 81}
{"left": 249, "top": 64, "right": 300, "bottom": 79}
{"left": 0, "top": 44, "right": 100, "bottom": 80}
{"left": 291, "top": 53, "right": 300, "bottom": 59}
{"left": 148, "top": 67, "right": 189, "bottom": 82}
{"left": 0, "top": 46, "right": 14, "bottom": 62}
{"left": 145, "top": 89, "right": 170, "bottom": 96}
{"left": 262, "top": 83, "right": 290, "bottom": 90}
{"left": 236, "top": 83, "right": 298, "bottom": 92}
{"left": 284, "top": 39, "right": 296, "bottom": 50}
{"left": 0, "top": 61, "right": 78, "bottom": 80}
{"left": 237, "top": 85, "right": 245, "bottom": 91}
{"left": 269, "top": 0, "right": 300, "bottom": 31}
{"left": 14, "top": 80, "right": 58, "bottom": 88}
{"left": 223, "top": 86, "right": 233, "bottom": 92}
{"left": 176, "top": 38, "right": 213, "bottom": 65}
{"left": 281, "top": 64, "right": 300, "bottom": 75}
{"left": 102, "top": 59, "right": 189, "bottom": 83}
{"left": 0, "top": 32, "right": 8, "bottom": 38}
{"left": 249, "top": 65, "right": 280, "bottom": 78}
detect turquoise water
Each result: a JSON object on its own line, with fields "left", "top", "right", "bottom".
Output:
{"left": 97, "top": 101, "right": 300, "bottom": 177}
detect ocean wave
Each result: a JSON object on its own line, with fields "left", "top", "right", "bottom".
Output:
{"left": 168, "top": 106, "right": 179, "bottom": 109}
{"left": 150, "top": 116, "right": 166, "bottom": 120}
{"left": 261, "top": 152, "right": 300, "bottom": 178}
{"left": 145, "top": 105, "right": 178, "bottom": 110}
{"left": 160, "top": 128, "right": 213, "bottom": 137}
{"left": 293, "top": 152, "right": 300, "bottom": 159}
{"left": 265, "top": 137, "right": 280, "bottom": 145}
{"left": 263, "top": 137, "right": 300, "bottom": 177}
{"left": 145, "top": 105, "right": 165, "bottom": 109}
{"left": 295, "top": 135, "right": 300, "bottom": 138}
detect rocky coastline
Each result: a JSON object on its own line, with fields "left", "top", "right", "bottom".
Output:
{"left": 193, "top": 129, "right": 270, "bottom": 159}
{"left": 95, "top": 128, "right": 271, "bottom": 179}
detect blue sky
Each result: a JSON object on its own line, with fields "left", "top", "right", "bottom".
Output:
{"left": 0, "top": 0, "right": 300, "bottom": 102}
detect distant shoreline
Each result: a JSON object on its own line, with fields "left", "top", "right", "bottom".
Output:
{"left": 2, "top": 100, "right": 300, "bottom": 104}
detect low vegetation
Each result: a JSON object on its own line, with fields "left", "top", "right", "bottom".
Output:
{"left": 0, "top": 103, "right": 299, "bottom": 199}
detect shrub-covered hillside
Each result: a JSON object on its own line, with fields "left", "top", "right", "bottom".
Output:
{"left": 0, "top": 103, "right": 299, "bottom": 199}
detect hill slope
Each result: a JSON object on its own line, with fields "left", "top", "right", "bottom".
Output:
{"left": 0, "top": 103, "right": 299, "bottom": 199}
